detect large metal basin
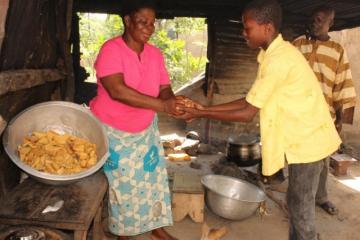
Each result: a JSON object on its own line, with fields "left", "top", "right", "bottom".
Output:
{"left": 2, "top": 101, "right": 109, "bottom": 185}
{"left": 201, "top": 175, "right": 265, "bottom": 220}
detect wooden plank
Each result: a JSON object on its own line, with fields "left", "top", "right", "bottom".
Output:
{"left": 0, "top": 0, "right": 59, "bottom": 70}
{"left": 0, "top": 218, "right": 85, "bottom": 230}
{"left": 0, "top": 0, "right": 9, "bottom": 51}
{"left": 172, "top": 193, "right": 189, "bottom": 222}
{"left": 57, "top": 0, "right": 75, "bottom": 101}
{"left": 74, "top": 230, "right": 87, "bottom": 240}
{"left": 172, "top": 193, "right": 204, "bottom": 223}
{"left": 0, "top": 114, "right": 6, "bottom": 135}
{"left": 92, "top": 201, "right": 104, "bottom": 240}
{"left": 187, "top": 194, "right": 204, "bottom": 223}
{"left": 172, "top": 173, "right": 203, "bottom": 194}
{"left": 0, "top": 69, "right": 64, "bottom": 96}
{"left": 0, "top": 171, "right": 108, "bottom": 230}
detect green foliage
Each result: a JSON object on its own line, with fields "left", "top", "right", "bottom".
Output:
{"left": 79, "top": 13, "right": 124, "bottom": 80}
{"left": 79, "top": 14, "right": 207, "bottom": 90}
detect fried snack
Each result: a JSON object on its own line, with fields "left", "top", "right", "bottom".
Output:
{"left": 167, "top": 153, "right": 191, "bottom": 161}
{"left": 18, "top": 131, "right": 97, "bottom": 175}
{"left": 176, "top": 96, "right": 204, "bottom": 110}
{"left": 183, "top": 98, "right": 196, "bottom": 108}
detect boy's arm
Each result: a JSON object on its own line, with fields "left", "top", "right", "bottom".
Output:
{"left": 178, "top": 100, "right": 258, "bottom": 123}
{"left": 205, "top": 98, "right": 248, "bottom": 111}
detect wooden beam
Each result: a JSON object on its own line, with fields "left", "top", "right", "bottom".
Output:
{"left": 0, "top": 69, "right": 64, "bottom": 96}
{"left": 64, "top": 0, "right": 75, "bottom": 101}
{"left": 0, "top": 0, "right": 9, "bottom": 52}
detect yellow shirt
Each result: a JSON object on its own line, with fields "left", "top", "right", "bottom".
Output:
{"left": 246, "top": 34, "right": 341, "bottom": 176}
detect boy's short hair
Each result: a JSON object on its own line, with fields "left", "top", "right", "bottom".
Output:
{"left": 244, "top": 0, "right": 282, "bottom": 31}
{"left": 121, "top": 0, "right": 157, "bottom": 18}
{"left": 312, "top": 4, "right": 335, "bottom": 17}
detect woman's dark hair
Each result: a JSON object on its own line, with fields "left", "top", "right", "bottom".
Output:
{"left": 244, "top": 0, "right": 282, "bottom": 31}
{"left": 120, "top": 0, "right": 157, "bottom": 18}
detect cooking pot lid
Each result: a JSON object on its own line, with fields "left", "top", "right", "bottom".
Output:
{"left": 228, "top": 134, "right": 258, "bottom": 145}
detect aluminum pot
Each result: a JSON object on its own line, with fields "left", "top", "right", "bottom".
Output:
{"left": 201, "top": 175, "right": 265, "bottom": 220}
{"left": 226, "top": 134, "right": 261, "bottom": 166}
{"left": 2, "top": 101, "right": 109, "bottom": 185}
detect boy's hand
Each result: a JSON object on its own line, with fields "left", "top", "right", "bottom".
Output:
{"left": 175, "top": 96, "right": 204, "bottom": 112}
{"left": 173, "top": 107, "right": 202, "bottom": 122}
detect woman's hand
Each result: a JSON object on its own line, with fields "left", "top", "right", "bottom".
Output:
{"left": 163, "top": 97, "right": 184, "bottom": 116}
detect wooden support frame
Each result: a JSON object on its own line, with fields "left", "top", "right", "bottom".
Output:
{"left": 0, "top": 69, "right": 64, "bottom": 96}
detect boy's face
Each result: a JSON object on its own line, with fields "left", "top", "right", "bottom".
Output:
{"left": 242, "top": 10, "right": 268, "bottom": 49}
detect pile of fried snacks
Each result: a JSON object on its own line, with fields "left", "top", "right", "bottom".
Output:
{"left": 18, "top": 131, "right": 97, "bottom": 175}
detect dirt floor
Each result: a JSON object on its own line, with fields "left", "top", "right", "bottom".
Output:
{"left": 102, "top": 154, "right": 360, "bottom": 240}
{"left": 100, "top": 154, "right": 360, "bottom": 240}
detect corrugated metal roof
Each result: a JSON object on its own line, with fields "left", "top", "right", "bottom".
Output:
{"left": 280, "top": 0, "right": 360, "bottom": 30}
{"left": 78, "top": 0, "right": 360, "bottom": 30}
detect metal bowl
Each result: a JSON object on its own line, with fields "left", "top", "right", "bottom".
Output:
{"left": 2, "top": 101, "right": 109, "bottom": 185}
{"left": 201, "top": 174, "right": 265, "bottom": 220}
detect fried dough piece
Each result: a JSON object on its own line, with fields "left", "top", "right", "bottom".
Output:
{"left": 18, "top": 131, "right": 98, "bottom": 175}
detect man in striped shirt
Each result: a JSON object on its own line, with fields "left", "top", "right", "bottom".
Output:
{"left": 293, "top": 5, "right": 356, "bottom": 215}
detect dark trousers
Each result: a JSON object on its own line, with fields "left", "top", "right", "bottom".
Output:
{"left": 316, "top": 158, "right": 329, "bottom": 204}
{"left": 287, "top": 159, "right": 326, "bottom": 240}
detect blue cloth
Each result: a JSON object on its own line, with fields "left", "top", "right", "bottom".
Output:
{"left": 103, "top": 117, "right": 173, "bottom": 236}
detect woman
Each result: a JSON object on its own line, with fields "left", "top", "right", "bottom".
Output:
{"left": 90, "top": 0, "right": 179, "bottom": 239}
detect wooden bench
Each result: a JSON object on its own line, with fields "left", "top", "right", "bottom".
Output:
{"left": 171, "top": 173, "right": 204, "bottom": 223}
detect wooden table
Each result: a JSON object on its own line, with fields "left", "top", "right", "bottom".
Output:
{"left": 0, "top": 171, "right": 108, "bottom": 240}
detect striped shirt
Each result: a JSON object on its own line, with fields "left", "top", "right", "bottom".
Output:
{"left": 293, "top": 36, "right": 356, "bottom": 121}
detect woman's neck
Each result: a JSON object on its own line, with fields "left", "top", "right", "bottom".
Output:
{"left": 122, "top": 33, "right": 144, "bottom": 54}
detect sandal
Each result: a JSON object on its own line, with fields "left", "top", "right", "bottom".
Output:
{"left": 318, "top": 201, "right": 338, "bottom": 215}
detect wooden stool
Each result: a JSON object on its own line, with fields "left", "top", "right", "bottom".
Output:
{"left": 0, "top": 171, "right": 108, "bottom": 240}
{"left": 330, "top": 153, "right": 357, "bottom": 176}
{"left": 171, "top": 173, "right": 204, "bottom": 223}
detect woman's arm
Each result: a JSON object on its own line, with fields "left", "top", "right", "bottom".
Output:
{"left": 100, "top": 73, "right": 177, "bottom": 114}
{"left": 159, "top": 85, "right": 175, "bottom": 100}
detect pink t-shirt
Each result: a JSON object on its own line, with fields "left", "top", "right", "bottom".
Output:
{"left": 90, "top": 37, "right": 170, "bottom": 133}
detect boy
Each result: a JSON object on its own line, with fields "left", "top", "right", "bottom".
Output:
{"left": 177, "top": 0, "right": 341, "bottom": 239}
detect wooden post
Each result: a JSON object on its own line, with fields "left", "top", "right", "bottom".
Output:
{"left": 92, "top": 201, "right": 104, "bottom": 240}
{"left": 64, "top": 0, "right": 75, "bottom": 101}
{"left": 0, "top": 0, "right": 9, "bottom": 52}
{"left": 172, "top": 193, "right": 204, "bottom": 223}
